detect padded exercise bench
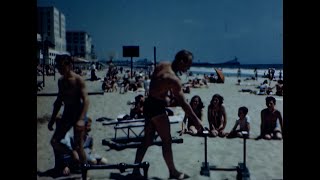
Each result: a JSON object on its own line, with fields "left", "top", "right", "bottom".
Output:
{"left": 101, "top": 116, "right": 184, "bottom": 150}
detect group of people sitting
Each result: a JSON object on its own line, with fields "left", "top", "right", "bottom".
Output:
{"left": 238, "top": 79, "right": 284, "bottom": 96}
{"left": 179, "top": 94, "right": 283, "bottom": 140}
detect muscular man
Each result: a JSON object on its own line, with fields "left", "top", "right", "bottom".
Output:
{"left": 131, "top": 50, "right": 204, "bottom": 179}
{"left": 48, "top": 54, "right": 90, "bottom": 173}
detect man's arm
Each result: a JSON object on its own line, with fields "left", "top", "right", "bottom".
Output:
{"left": 231, "top": 120, "right": 239, "bottom": 132}
{"left": 207, "top": 107, "right": 215, "bottom": 130}
{"left": 78, "top": 77, "right": 90, "bottom": 121}
{"left": 277, "top": 110, "right": 283, "bottom": 132}
{"left": 219, "top": 106, "right": 227, "bottom": 131}
{"left": 48, "top": 80, "right": 63, "bottom": 131}
{"left": 169, "top": 77, "right": 203, "bottom": 131}
{"left": 260, "top": 110, "right": 265, "bottom": 136}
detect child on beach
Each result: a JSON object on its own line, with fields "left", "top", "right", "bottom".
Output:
{"left": 181, "top": 95, "right": 204, "bottom": 135}
{"left": 258, "top": 96, "right": 283, "bottom": 140}
{"left": 60, "top": 117, "right": 108, "bottom": 175}
{"left": 69, "top": 117, "right": 108, "bottom": 166}
{"left": 207, "top": 94, "right": 227, "bottom": 137}
{"left": 226, "top": 106, "right": 250, "bottom": 138}
{"left": 130, "top": 94, "right": 145, "bottom": 119}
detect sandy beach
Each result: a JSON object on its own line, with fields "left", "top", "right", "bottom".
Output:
{"left": 37, "top": 68, "right": 283, "bottom": 180}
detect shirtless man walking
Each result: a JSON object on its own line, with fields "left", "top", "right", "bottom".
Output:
{"left": 131, "top": 50, "right": 204, "bottom": 179}
{"left": 48, "top": 54, "right": 90, "bottom": 174}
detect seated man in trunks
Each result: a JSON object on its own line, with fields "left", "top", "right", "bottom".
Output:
{"left": 259, "top": 96, "right": 283, "bottom": 140}
{"left": 131, "top": 50, "right": 204, "bottom": 179}
{"left": 48, "top": 54, "right": 90, "bottom": 174}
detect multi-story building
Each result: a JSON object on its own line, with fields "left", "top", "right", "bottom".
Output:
{"left": 66, "top": 31, "right": 96, "bottom": 60}
{"left": 37, "top": 6, "right": 68, "bottom": 64}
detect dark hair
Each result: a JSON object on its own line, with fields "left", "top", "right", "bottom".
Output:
{"left": 135, "top": 94, "right": 144, "bottom": 102}
{"left": 55, "top": 54, "right": 72, "bottom": 66}
{"left": 265, "top": 96, "right": 276, "bottom": 105}
{"left": 189, "top": 95, "right": 204, "bottom": 119}
{"left": 85, "top": 117, "right": 92, "bottom": 126}
{"left": 210, "top": 94, "right": 224, "bottom": 106}
{"left": 174, "top": 49, "right": 193, "bottom": 63}
{"left": 238, "top": 106, "right": 248, "bottom": 115}
{"left": 190, "top": 95, "right": 204, "bottom": 110}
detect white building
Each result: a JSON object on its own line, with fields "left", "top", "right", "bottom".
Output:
{"left": 37, "top": 6, "right": 68, "bottom": 64}
{"left": 66, "top": 31, "right": 95, "bottom": 60}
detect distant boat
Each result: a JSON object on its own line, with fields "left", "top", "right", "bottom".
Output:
{"left": 192, "top": 57, "right": 240, "bottom": 67}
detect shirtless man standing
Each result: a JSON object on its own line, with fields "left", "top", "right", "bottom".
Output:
{"left": 259, "top": 96, "right": 283, "bottom": 140}
{"left": 131, "top": 50, "right": 204, "bottom": 179}
{"left": 48, "top": 54, "right": 89, "bottom": 173}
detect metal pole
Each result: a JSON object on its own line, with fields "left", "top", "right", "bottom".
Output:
{"left": 131, "top": 56, "right": 133, "bottom": 78}
{"left": 153, "top": 46, "right": 156, "bottom": 66}
{"left": 204, "top": 135, "right": 208, "bottom": 167}
{"left": 244, "top": 136, "right": 246, "bottom": 167}
{"left": 42, "top": 41, "right": 45, "bottom": 87}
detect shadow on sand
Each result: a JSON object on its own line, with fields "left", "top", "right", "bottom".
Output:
{"left": 109, "top": 172, "right": 163, "bottom": 180}
{"left": 37, "top": 168, "right": 81, "bottom": 180}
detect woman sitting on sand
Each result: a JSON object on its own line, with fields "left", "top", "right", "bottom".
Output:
{"left": 207, "top": 94, "right": 227, "bottom": 137}
{"left": 181, "top": 95, "right": 204, "bottom": 135}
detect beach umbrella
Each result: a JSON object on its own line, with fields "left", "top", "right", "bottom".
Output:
{"left": 214, "top": 68, "right": 225, "bottom": 83}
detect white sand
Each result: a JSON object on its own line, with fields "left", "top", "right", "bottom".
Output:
{"left": 37, "top": 69, "right": 283, "bottom": 180}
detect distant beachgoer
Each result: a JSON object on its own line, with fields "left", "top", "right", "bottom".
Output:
{"left": 258, "top": 96, "right": 283, "bottom": 140}
{"left": 254, "top": 68, "right": 258, "bottom": 80}
{"left": 48, "top": 54, "right": 89, "bottom": 173}
{"left": 131, "top": 49, "right": 203, "bottom": 179}
{"left": 237, "top": 67, "right": 241, "bottom": 79}
{"left": 207, "top": 94, "right": 227, "bottom": 137}
{"left": 143, "top": 76, "right": 151, "bottom": 96}
{"left": 279, "top": 70, "right": 282, "bottom": 80}
{"left": 274, "top": 80, "right": 283, "bottom": 96}
{"left": 258, "top": 80, "right": 272, "bottom": 95}
{"left": 226, "top": 106, "right": 250, "bottom": 138}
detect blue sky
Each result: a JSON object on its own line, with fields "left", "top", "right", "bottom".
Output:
{"left": 37, "top": 0, "right": 283, "bottom": 64}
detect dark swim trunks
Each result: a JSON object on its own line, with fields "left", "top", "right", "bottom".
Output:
{"left": 62, "top": 103, "right": 88, "bottom": 127}
{"left": 143, "top": 96, "right": 167, "bottom": 120}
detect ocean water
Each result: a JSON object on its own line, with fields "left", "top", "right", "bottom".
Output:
{"left": 189, "top": 64, "right": 283, "bottom": 79}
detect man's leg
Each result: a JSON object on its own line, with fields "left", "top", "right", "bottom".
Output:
{"left": 132, "top": 119, "right": 156, "bottom": 175}
{"left": 73, "top": 120, "right": 87, "bottom": 166}
{"left": 50, "top": 123, "right": 72, "bottom": 171}
{"left": 152, "top": 114, "right": 183, "bottom": 178}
